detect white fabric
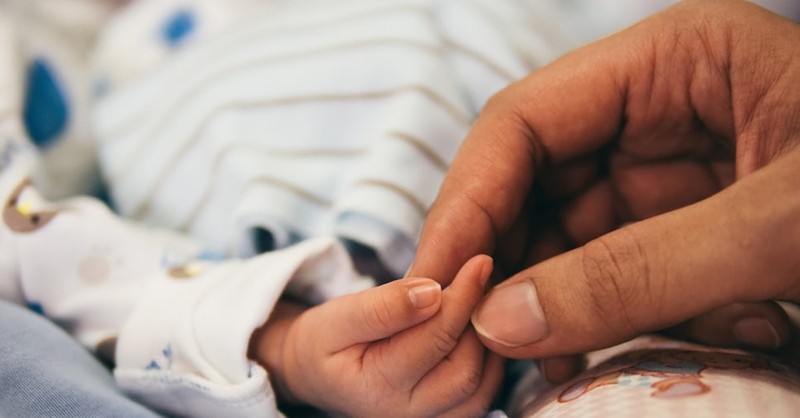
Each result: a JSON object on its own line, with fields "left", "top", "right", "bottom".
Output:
{"left": 0, "top": 0, "right": 115, "bottom": 198}
{"left": 11, "top": 1, "right": 800, "bottom": 416}
{"left": 0, "top": 161, "right": 370, "bottom": 418}
{"left": 115, "top": 237, "right": 371, "bottom": 418}
{"left": 534, "top": 0, "right": 800, "bottom": 46}
{"left": 92, "top": 0, "right": 570, "bottom": 275}
{"left": 0, "top": 10, "right": 373, "bottom": 416}
{"left": 0, "top": 0, "right": 571, "bottom": 416}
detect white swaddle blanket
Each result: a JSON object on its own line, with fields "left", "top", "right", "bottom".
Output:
{"left": 0, "top": 1, "right": 572, "bottom": 416}
{"left": 91, "top": 0, "right": 569, "bottom": 276}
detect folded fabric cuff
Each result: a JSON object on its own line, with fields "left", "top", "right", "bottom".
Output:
{"left": 114, "top": 237, "right": 371, "bottom": 417}
{"left": 115, "top": 363, "right": 283, "bottom": 418}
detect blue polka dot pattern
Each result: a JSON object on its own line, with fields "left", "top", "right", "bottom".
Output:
{"left": 23, "top": 58, "right": 69, "bottom": 149}
{"left": 162, "top": 8, "right": 196, "bottom": 47}
{"left": 27, "top": 302, "right": 45, "bottom": 315}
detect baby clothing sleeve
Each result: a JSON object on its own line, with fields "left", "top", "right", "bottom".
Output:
{"left": 1, "top": 139, "right": 372, "bottom": 418}
{"left": 114, "top": 237, "right": 373, "bottom": 417}
{"left": 3, "top": 171, "right": 370, "bottom": 418}
{"left": 0, "top": 18, "right": 374, "bottom": 417}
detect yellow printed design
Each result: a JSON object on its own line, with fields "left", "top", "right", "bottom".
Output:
{"left": 167, "top": 264, "right": 202, "bottom": 279}
{"left": 3, "top": 179, "right": 59, "bottom": 233}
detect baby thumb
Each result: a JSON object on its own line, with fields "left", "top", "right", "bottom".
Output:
{"left": 319, "top": 276, "right": 443, "bottom": 352}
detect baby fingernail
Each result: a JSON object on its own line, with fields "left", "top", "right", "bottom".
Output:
{"left": 733, "top": 317, "right": 781, "bottom": 350}
{"left": 408, "top": 280, "right": 441, "bottom": 309}
{"left": 472, "top": 280, "right": 548, "bottom": 347}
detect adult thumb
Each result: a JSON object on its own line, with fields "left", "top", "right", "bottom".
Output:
{"left": 471, "top": 148, "right": 800, "bottom": 359}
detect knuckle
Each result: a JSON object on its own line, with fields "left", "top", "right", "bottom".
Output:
{"left": 430, "top": 325, "right": 461, "bottom": 355}
{"left": 581, "top": 229, "right": 653, "bottom": 337}
{"left": 363, "top": 295, "right": 397, "bottom": 333}
{"left": 450, "top": 365, "right": 482, "bottom": 399}
{"left": 426, "top": 366, "right": 482, "bottom": 418}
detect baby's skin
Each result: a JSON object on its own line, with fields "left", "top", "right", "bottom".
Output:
{"left": 248, "top": 255, "right": 504, "bottom": 418}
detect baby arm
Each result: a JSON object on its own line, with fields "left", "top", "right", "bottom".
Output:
{"left": 249, "top": 255, "right": 505, "bottom": 418}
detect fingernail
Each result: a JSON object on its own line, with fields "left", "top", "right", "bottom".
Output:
{"left": 472, "top": 280, "right": 548, "bottom": 347}
{"left": 733, "top": 317, "right": 781, "bottom": 350}
{"left": 407, "top": 280, "right": 441, "bottom": 309}
{"left": 478, "top": 256, "right": 494, "bottom": 287}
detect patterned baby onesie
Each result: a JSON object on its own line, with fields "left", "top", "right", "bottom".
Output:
{"left": 0, "top": 0, "right": 571, "bottom": 416}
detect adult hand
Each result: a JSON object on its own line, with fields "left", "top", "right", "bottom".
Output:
{"left": 409, "top": 0, "right": 800, "bottom": 381}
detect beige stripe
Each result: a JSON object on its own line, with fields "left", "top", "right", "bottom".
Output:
{"left": 445, "top": 0, "right": 550, "bottom": 74}
{"left": 0, "top": 107, "right": 17, "bottom": 122}
{"left": 98, "top": 3, "right": 436, "bottom": 140}
{"left": 101, "top": 37, "right": 466, "bottom": 185}
{"left": 387, "top": 131, "right": 449, "bottom": 172}
{"left": 180, "top": 174, "right": 330, "bottom": 229}
{"left": 108, "top": 81, "right": 470, "bottom": 186}
{"left": 182, "top": 177, "right": 427, "bottom": 233}
{"left": 460, "top": 0, "right": 512, "bottom": 29}
{"left": 174, "top": 141, "right": 363, "bottom": 229}
{"left": 172, "top": 131, "right": 449, "bottom": 230}
{"left": 233, "top": 3, "right": 433, "bottom": 53}
{"left": 248, "top": 175, "right": 333, "bottom": 207}
{"left": 437, "top": 0, "right": 533, "bottom": 82}
{"left": 181, "top": 173, "right": 333, "bottom": 233}
{"left": 441, "top": 35, "right": 518, "bottom": 83}
{"left": 353, "top": 179, "right": 428, "bottom": 217}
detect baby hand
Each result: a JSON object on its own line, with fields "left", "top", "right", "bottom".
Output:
{"left": 250, "top": 255, "right": 503, "bottom": 418}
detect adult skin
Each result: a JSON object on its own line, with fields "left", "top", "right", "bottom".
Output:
{"left": 409, "top": 0, "right": 800, "bottom": 382}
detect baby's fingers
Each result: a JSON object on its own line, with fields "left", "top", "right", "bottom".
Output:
{"left": 372, "top": 255, "right": 493, "bottom": 390}
{"left": 318, "top": 276, "right": 443, "bottom": 353}
{"left": 410, "top": 329, "right": 505, "bottom": 417}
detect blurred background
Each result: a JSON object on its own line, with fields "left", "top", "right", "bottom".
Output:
{"left": 538, "top": 0, "right": 800, "bottom": 46}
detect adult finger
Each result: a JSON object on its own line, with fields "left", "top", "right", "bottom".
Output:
{"left": 411, "top": 0, "right": 800, "bottom": 285}
{"left": 536, "top": 301, "right": 795, "bottom": 384}
{"left": 666, "top": 301, "right": 793, "bottom": 351}
{"left": 539, "top": 355, "right": 585, "bottom": 384}
{"left": 471, "top": 146, "right": 800, "bottom": 359}
{"left": 534, "top": 301, "right": 796, "bottom": 384}
{"left": 408, "top": 3, "right": 634, "bottom": 284}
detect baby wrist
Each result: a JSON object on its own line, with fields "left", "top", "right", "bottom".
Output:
{"left": 248, "top": 299, "right": 306, "bottom": 405}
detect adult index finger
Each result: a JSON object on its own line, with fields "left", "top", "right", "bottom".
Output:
{"left": 408, "top": 14, "right": 641, "bottom": 284}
